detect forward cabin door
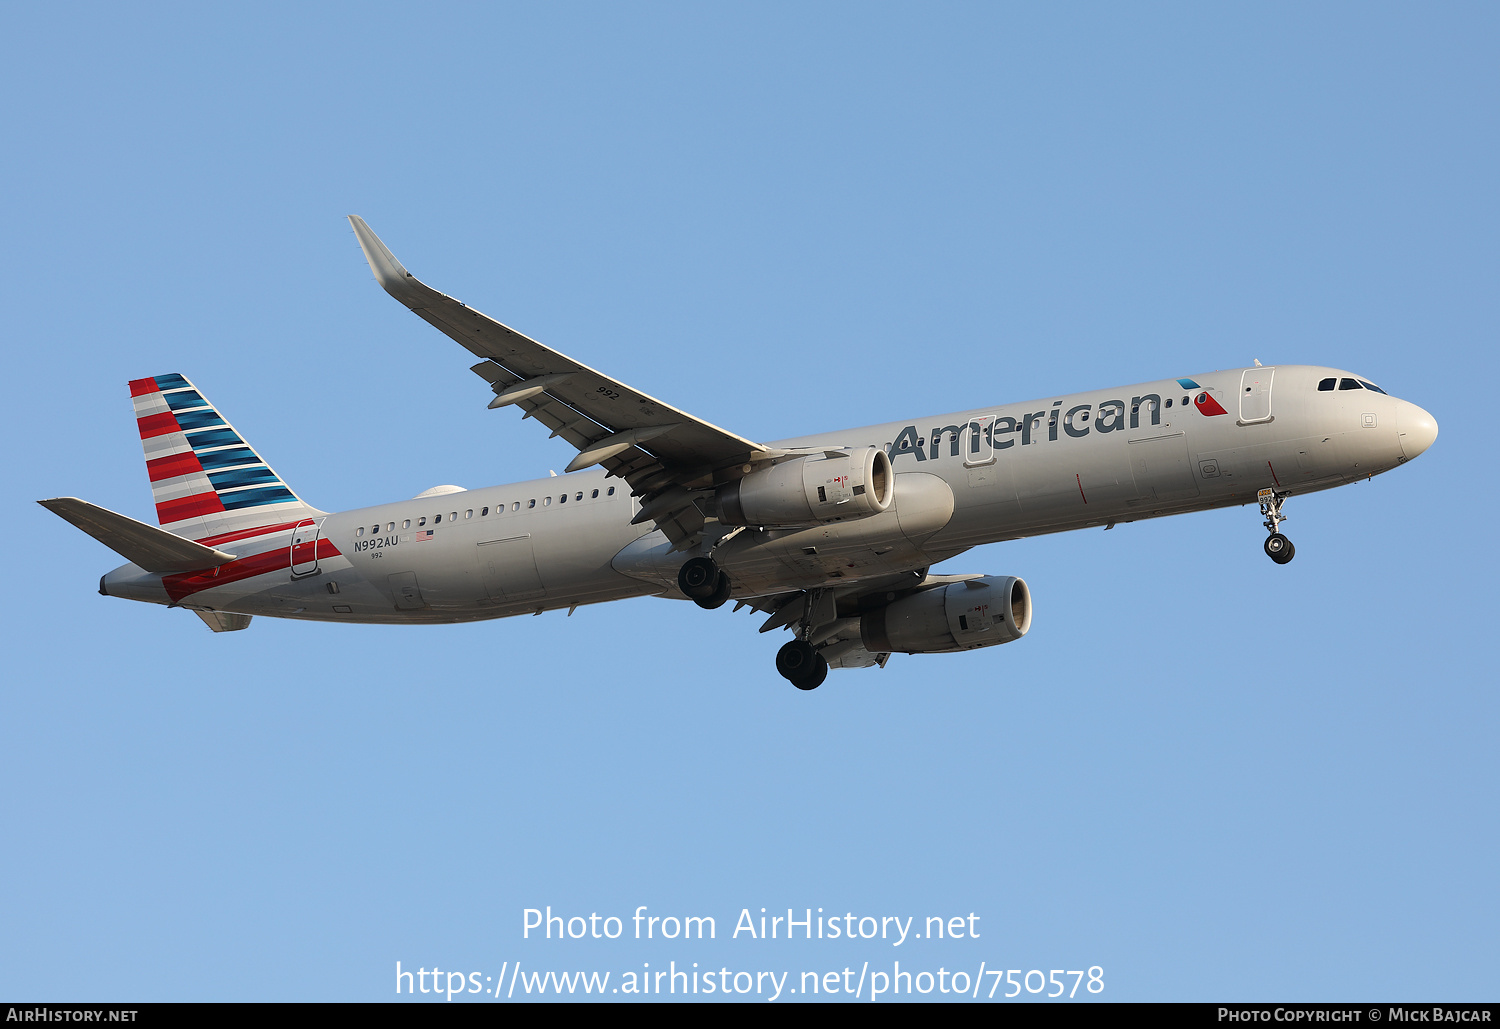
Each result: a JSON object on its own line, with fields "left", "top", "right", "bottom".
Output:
{"left": 1239, "top": 368, "right": 1274, "bottom": 424}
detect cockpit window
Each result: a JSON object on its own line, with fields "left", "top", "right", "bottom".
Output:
{"left": 1318, "top": 377, "right": 1336, "bottom": 391}
{"left": 1339, "top": 378, "right": 1363, "bottom": 390}
{"left": 1358, "top": 379, "right": 1387, "bottom": 395}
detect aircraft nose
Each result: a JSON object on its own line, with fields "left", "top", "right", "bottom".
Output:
{"left": 1396, "top": 400, "right": 1439, "bottom": 461}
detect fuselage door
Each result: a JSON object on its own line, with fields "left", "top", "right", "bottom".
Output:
{"left": 963, "top": 416, "right": 997, "bottom": 467}
{"left": 1128, "top": 433, "right": 1201, "bottom": 502}
{"left": 290, "top": 518, "right": 322, "bottom": 577}
{"left": 1239, "top": 368, "right": 1275, "bottom": 425}
{"left": 477, "top": 534, "right": 546, "bottom": 601}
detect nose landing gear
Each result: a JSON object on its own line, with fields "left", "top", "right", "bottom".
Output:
{"left": 1264, "top": 532, "right": 1294, "bottom": 563}
{"left": 1258, "top": 488, "right": 1295, "bottom": 564}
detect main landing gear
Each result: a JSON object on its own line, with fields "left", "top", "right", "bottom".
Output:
{"left": 774, "top": 588, "right": 833, "bottom": 691}
{"left": 678, "top": 556, "right": 732, "bottom": 610}
{"left": 1258, "top": 488, "right": 1295, "bottom": 565}
{"left": 679, "top": 556, "right": 829, "bottom": 689}
{"left": 775, "top": 639, "right": 829, "bottom": 691}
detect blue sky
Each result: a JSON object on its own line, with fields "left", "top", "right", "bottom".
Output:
{"left": 3, "top": 2, "right": 1495, "bottom": 1002}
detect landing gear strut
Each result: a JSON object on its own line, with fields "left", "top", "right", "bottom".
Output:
{"left": 1258, "top": 488, "right": 1295, "bottom": 565}
{"left": 678, "top": 556, "right": 732, "bottom": 609}
{"left": 776, "top": 639, "right": 829, "bottom": 691}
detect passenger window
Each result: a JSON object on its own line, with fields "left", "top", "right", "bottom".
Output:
{"left": 434, "top": 513, "right": 442, "bottom": 523}
{"left": 591, "top": 489, "right": 599, "bottom": 499}
{"left": 576, "top": 492, "right": 583, "bottom": 502}
{"left": 387, "top": 522, "right": 394, "bottom": 532}
{"left": 513, "top": 501, "right": 520, "bottom": 511}
{"left": 559, "top": 494, "right": 567, "bottom": 504}
{"left": 403, "top": 519, "right": 411, "bottom": 529}
{"left": 481, "top": 507, "right": 489, "bottom": 516}
{"left": 1182, "top": 396, "right": 1189, "bottom": 405}
{"left": 544, "top": 496, "right": 552, "bottom": 506}
{"left": 1318, "top": 377, "right": 1336, "bottom": 391}
{"left": 1165, "top": 398, "right": 1173, "bottom": 407}
{"left": 356, "top": 527, "right": 364, "bottom": 537}
{"left": 1339, "top": 378, "right": 1362, "bottom": 390}
{"left": 528, "top": 499, "right": 536, "bottom": 509}
{"left": 418, "top": 517, "right": 426, "bottom": 526}
{"left": 607, "top": 487, "right": 615, "bottom": 496}
{"left": 371, "top": 525, "right": 379, "bottom": 534}
{"left": 451, "top": 512, "right": 457, "bottom": 521}
{"left": 465, "top": 510, "right": 473, "bottom": 519}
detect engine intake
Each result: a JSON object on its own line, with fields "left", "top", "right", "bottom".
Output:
{"left": 718, "top": 447, "right": 893, "bottom": 528}
{"left": 861, "top": 576, "right": 1032, "bottom": 655}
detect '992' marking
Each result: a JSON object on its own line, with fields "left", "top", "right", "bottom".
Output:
{"left": 597, "top": 386, "right": 620, "bottom": 400}
{"left": 354, "top": 535, "right": 397, "bottom": 553}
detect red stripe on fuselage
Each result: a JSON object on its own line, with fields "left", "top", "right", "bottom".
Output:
{"left": 163, "top": 538, "right": 342, "bottom": 603}
{"left": 128, "top": 378, "right": 160, "bottom": 397}
{"left": 137, "top": 412, "right": 181, "bottom": 438}
{"left": 194, "top": 520, "right": 303, "bottom": 548}
{"left": 156, "top": 491, "right": 226, "bottom": 525}
{"left": 147, "top": 451, "right": 204, "bottom": 482}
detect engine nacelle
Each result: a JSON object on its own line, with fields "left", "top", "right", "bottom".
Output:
{"left": 717, "top": 447, "right": 893, "bottom": 528}
{"left": 861, "top": 576, "right": 1032, "bottom": 655}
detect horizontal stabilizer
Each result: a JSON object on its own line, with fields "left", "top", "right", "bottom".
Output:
{"left": 194, "top": 610, "right": 252, "bottom": 632}
{"left": 38, "top": 497, "right": 236, "bottom": 573}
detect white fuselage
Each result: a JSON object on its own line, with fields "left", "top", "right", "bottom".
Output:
{"left": 100, "top": 365, "right": 1434, "bottom": 623}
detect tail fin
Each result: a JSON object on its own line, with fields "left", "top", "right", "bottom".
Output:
{"left": 129, "top": 373, "right": 319, "bottom": 541}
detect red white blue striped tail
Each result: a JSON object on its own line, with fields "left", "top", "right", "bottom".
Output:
{"left": 129, "top": 373, "right": 319, "bottom": 541}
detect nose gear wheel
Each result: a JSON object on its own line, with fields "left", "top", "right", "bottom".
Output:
{"left": 1264, "top": 532, "right": 1295, "bottom": 564}
{"left": 1258, "top": 488, "right": 1295, "bottom": 564}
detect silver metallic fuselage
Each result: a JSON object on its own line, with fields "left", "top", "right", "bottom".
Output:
{"left": 101, "top": 365, "right": 1438, "bottom": 624}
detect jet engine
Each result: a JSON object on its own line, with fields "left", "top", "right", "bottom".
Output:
{"left": 861, "top": 576, "right": 1032, "bottom": 655}
{"left": 717, "top": 447, "right": 893, "bottom": 528}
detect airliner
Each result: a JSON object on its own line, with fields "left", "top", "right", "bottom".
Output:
{"left": 39, "top": 217, "right": 1440, "bottom": 689}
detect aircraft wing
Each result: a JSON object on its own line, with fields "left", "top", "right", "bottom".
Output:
{"left": 349, "top": 216, "right": 775, "bottom": 547}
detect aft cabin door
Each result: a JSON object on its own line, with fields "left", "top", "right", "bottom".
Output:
{"left": 290, "top": 518, "right": 322, "bottom": 577}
